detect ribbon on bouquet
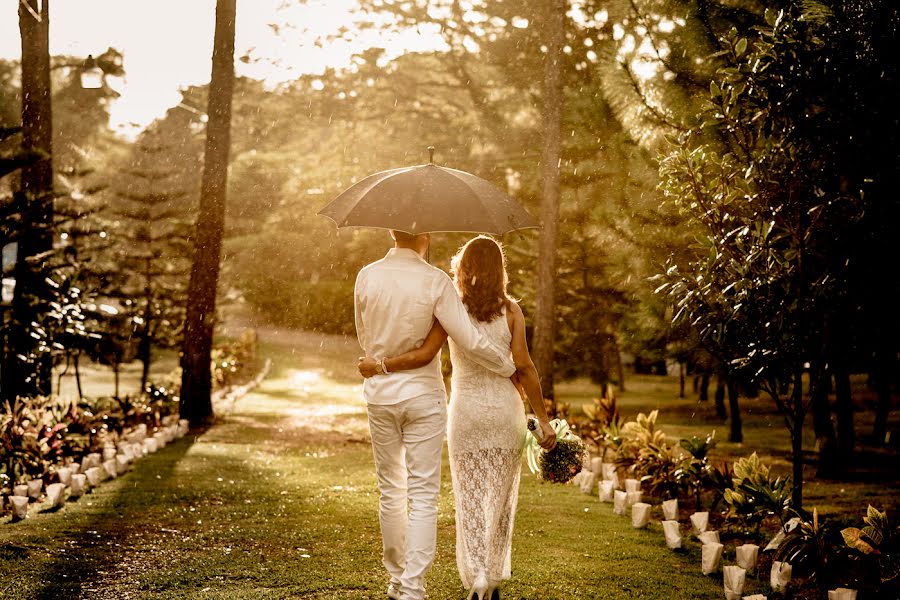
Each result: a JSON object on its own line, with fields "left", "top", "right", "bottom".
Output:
{"left": 524, "top": 418, "right": 579, "bottom": 475}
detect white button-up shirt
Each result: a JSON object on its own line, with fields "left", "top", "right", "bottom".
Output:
{"left": 355, "top": 247, "right": 516, "bottom": 405}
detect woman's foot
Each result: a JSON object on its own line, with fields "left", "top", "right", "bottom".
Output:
{"left": 467, "top": 573, "right": 489, "bottom": 600}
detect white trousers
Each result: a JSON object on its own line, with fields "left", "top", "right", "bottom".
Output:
{"left": 367, "top": 393, "right": 447, "bottom": 600}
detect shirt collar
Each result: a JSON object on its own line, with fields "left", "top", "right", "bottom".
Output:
{"left": 385, "top": 247, "right": 426, "bottom": 262}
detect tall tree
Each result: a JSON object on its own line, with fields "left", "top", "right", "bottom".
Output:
{"left": 180, "top": 0, "right": 236, "bottom": 426}
{"left": 531, "top": 0, "right": 566, "bottom": 399}
{"left": 9, "top": 0, "right": 54, "bottom": 399}
{"left": 108, "top": 125, "right": 194, "bottom": 393}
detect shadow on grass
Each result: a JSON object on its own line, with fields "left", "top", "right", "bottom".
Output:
{"left": 27, "top": 428, "right": 205, "bottom": 599}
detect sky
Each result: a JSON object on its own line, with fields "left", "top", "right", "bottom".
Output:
{"left": 0, "top": 0, "right": 444, "bottom": 137}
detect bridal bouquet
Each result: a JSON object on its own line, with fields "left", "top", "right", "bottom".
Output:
{"left": 525, "top": 418, "right": 585, "bottom": 484}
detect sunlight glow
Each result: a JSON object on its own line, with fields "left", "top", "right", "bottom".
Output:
{"left": 0, "top": 0, "right": 446, "bottom": 136}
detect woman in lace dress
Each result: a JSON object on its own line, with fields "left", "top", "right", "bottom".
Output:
{"left": 360, "top": 236, "right": 556, "bottom": 600}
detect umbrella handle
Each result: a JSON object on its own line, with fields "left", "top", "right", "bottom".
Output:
{"left": 428, "top": 145, "right": 435, "bottom": 164}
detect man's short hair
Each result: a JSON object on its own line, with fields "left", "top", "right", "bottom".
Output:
{"left": 391, "top": 230, "right": 419, "bottom": 245}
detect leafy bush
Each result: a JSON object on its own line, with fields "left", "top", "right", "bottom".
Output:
{"left": 675, "top": 432, "right": 718, "bottom": 509}
{"left": 0, "top": 399, "right": 45, "bottom": 486}
{"left": 842, "top": 505, "right": 899, "bottom": 586}
{"left": 243, "top": 278, "right": 356, "bottom": 335}
{"left": 579, "top": 386, "right": 621, "bottom": 462}
{"left": 724, "top": 452, "right": 792, "bottom": 533}
{"left": 776, "top": 507, "right": 847, "bottom": 589}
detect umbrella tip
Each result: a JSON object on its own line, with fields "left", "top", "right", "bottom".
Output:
{"left": 427, "top": 145, "right": 435, "bottom": 164}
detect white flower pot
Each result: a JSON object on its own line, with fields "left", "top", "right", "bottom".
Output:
{"left": 69, "top": 461, "right": 81, "bottom": 475}
{"left": 662, "top": 520, "right": 682, "bottom": 549}
{"left": 13, "top": 484, "right": 28, "bottom": 498}
{"left": 27, "top": 479, "right": 43, "bottom": 499}
{"left": 624, "top": 478, "right": 641, "bottom": 493}
{"left": 85, "top": 467, "right": 102, "bottom": 488}
{"left": 143, "top": 438, "right": 159, "bottom": 454}
{"left": 741, "top": 595, "right": 767, "bottom": 600}
{"left": 84, "top": 453, "right": 102, "bottom": 470}
{"left": 698, "top": 530, "right": 720, "bottom": 545}
{"left": 154, "top": 431, "right": 168, "bottom": 448}
{"left": 723, "top": 565, "right": 746, "bottom": 600}
{"left": 765, "top": 517, "right": 801, "bottom": 551}
{"left": 735, "top": 544, "right": 759, "bottom": 572}
{"left": 770, "top": 561, "right": 792, "bottom": 592}
{"left": 690, "top": 511, "right": 709, "bottom": 534}
{"left": 827, "top": 588, "right": 857, "bottom": 600}
{"left": 601, "top": 462, "right": 618, "bottom": 485}
{"left": 46, "top": 483, "right": 66, "bottom": 509}
{"left": 10, "top": 495, "right": 28, "bottom": 520}
{"left": 613, "top": 490, "right": 628, "bottom": 515}
{"left": 662, "top": 498, "right": 678, "bottom": 521}
{"left": 631, "top": 502, "right": 651, "bottom": 528}
{"left": 580, "top": 471, "right": 598, "bottom": 494}
{"left": 57, "top": 467, "right": 72, "bottom": 486}
{"left": 69, "top": 473, "right": 86, "bottom": 498}
{"left": 115, "top": 455, "right": 129, "bottom": 475}
{"left": 102, "top": 459, "right": 118, "bottom": 480}
{"left": 701, "top": 542, "right": 724, "bottom": 575}
{"left": 102, "top": 446, "right": 117, "bottom": 462}
{"left": 598, "top": 480, "right": 614, "bottom": 502}
{"left": 625, "top": 491, "right": 642, "bottom": 508}
{"left": 590, "top": 456, "right": 603, "bottom": 474}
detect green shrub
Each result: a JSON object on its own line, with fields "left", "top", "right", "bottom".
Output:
{"left": 243, "top": 279, "right": 355, "bottom": 335}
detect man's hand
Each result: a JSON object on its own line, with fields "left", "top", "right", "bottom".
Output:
{"left": 358, "top": 356, "right": 378, "bottom": 378}
{"left": 538, "top": 420, "right": 557, "bottom": 451}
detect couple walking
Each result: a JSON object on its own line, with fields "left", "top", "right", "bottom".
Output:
{"left": 354, "top": 230, "right": 557, "bottom": 600}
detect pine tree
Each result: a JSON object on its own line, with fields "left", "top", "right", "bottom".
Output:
{"left": 107, "top": 125, "right": 194, "bottom": 394}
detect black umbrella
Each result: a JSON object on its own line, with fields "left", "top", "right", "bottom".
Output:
{"left": 317, "top": 149, "right": 538, "bottom": 235}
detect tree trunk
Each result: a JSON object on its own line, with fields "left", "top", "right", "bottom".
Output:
{"left": 833, "top": 359, "right": 854, "bottom": 455}
{"left": 810, "top": 361, "right": 838, "bottom": 476}
{"left": 872, "top": 347, "right": 893, "bottom": 444}
{"left": 679, "top": 362, "right": 685, "bottom": 399}
{"left": 727, "top": 378, "right": 743, "bottom": 443}
{"left": 180, "top": 0, "right": 236, "bottom": 426}
{"left": 699, "top": 372, "right": 710, "bottom": 401}
{"left": 9, "top": 0, "right": 54, "bottom": 400}
{"left": 791, "top": 368, "right": 805, "bottom": 509}
{"left": 74, "top": 354, "right": 83, "bottom": 401}
{"left": 613, "top": 333, "right": 626, "bottom": 392}
{"left": 714, "top": 373, "right": 728, "bottom": 420}
{"left": 531, "top": 0, "right": 564, "bottom": 401}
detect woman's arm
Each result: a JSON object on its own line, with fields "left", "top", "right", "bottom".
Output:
{"left": 507, "top": 301, "right": 557, "bottom": 450}
{"left": 358, "top": 321, "right": 448, "bottom": 377}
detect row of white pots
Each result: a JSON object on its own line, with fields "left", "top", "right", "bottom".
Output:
{"left": 576, "top": 458, "right": 859, "bottom": 600}
{"left": 4, "top": 417, "right": 189, "bottom": 522}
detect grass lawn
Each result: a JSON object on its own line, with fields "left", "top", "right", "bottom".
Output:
{"left": 2, "top": 330, "right": 742, "bottom": 600}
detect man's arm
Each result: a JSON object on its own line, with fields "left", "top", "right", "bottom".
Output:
{"left": 354, "top": 270, "right": 367, "bottom": 351}
{"left": 433, "top": 275, "right": 516, "bottom": 377}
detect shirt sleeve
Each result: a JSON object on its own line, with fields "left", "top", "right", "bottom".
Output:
{"left": 432, "top": 274, "right": 516, "bottom": 377}
{"left": 354, "top": 270, "right": 367, "bottom": 351}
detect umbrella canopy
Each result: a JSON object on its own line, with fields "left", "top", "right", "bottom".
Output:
{"left": 317, "top": 162, "right": 538, "bottom": 235}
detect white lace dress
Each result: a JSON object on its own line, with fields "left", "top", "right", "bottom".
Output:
{"left": 447, "top": 306, "right": 527, "bottom": 590}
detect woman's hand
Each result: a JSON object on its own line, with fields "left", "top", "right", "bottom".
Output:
{"left": 539, "top": 420, "right": 557, "bottom": 451}
{"left": 358, "top": 357, "right": 378, "bottom": 378}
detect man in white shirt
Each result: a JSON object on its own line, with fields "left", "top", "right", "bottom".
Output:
{"left": 355, "top": 230, "right": 516, "bottom": 600}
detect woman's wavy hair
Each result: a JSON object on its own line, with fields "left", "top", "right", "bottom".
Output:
{"left": 451, "top": 235, "right": 511, "bottom": 322}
